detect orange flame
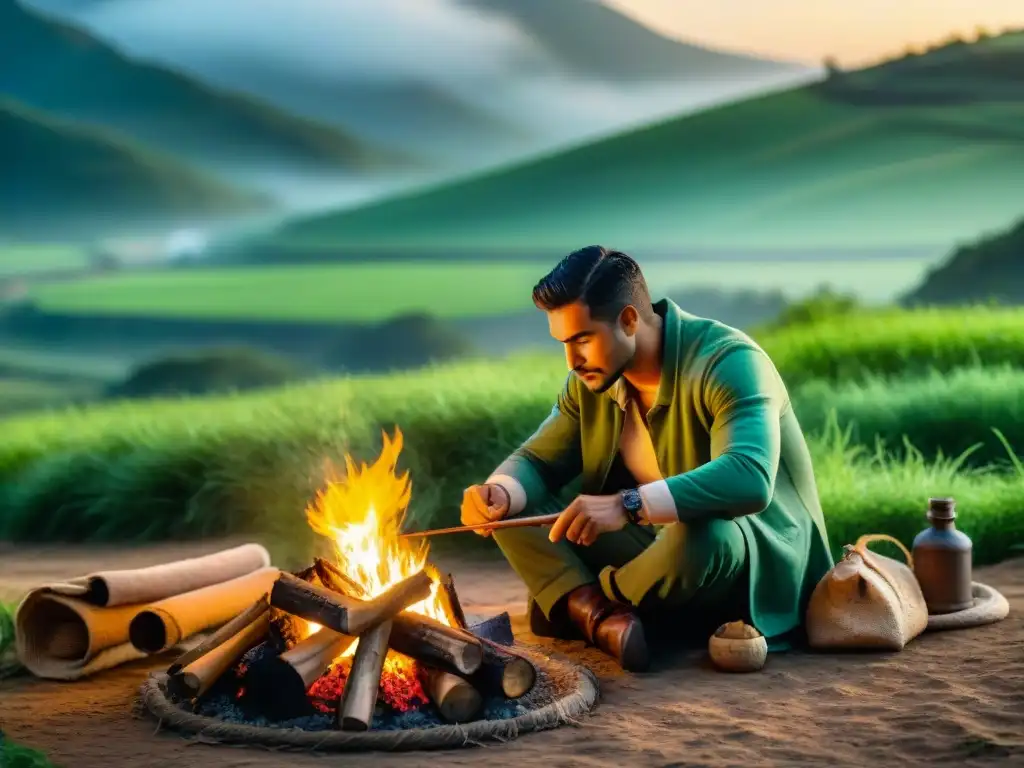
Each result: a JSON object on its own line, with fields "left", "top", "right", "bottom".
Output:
{"left": 303, "top": 427, "right": 450, "bottom": 659}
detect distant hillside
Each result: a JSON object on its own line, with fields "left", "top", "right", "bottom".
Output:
{"left": 902, "top": 213, "right": 1024, "bottom": 306}
{"left": 0, "top": 99, "right": 266, "bottom": 238}
{"left": 0, "top": 0, "right": 407, "bottom": 176}
{"left": 460, "top": 0, "right": 798, "bottom": 81}
{"left": 270, "top": 31, "right": 1024, "bottom": 253}
{"left": 20, "top": 0, "right": 811, "bottom": 169}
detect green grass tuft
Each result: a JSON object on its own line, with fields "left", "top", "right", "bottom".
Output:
{"left": 0, "top": 600, "right": 23, "bottom": 680}
{"left": 0, "top": 602, "right": 14, "bottom": 656}
{"left": 0, "top": 740, "right": 56, "bottom": 768}
{"left": 807, "top": 416, "right": 1024, "bottom": 561}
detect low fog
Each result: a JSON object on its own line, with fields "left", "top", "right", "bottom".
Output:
{"left": 19, "top": 0, "right": 817, "bottom": 217}
{"left": 25, "top": 0, "right": 815, "bottom": 147}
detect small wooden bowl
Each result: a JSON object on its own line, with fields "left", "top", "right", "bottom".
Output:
{"left": 708, "top": 621, "right": 767, "bottom": 673}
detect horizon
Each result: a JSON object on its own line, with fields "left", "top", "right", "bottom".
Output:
{"left": 607, "top": 0, "right": 1024, "bottom": 66}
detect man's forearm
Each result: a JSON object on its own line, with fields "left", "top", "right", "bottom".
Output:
{"left": 639, "top": 452, "right": 775, "bottom": 523}
{"left": 639, "top": 345, "right": 784, "bottom": 524}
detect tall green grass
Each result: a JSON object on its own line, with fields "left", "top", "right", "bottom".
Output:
{"left": 793, "top": 364, "right": 1024, "bottom": 467}
{"left": 757, "top": 306, "right": 1024, "bottom": 386}
{"left": 0, "top": 355, "right": 1020, "bottom": 566}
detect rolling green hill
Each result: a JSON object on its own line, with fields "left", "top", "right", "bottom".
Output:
{"left": 902, "top": 212, "right": 1024, "bottom": 306}
{"left": 0, "top": 98, "right": 266, "bottom": 237}
{"left": 0, "top": 0, "right": 407, "bottom": 174}
{"left": 271, "top": 31, "right": 1024, "bottom": 253}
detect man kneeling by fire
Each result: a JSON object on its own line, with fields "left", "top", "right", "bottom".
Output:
{"left": 460, "top": 246, "right": 834, "bottom": 672}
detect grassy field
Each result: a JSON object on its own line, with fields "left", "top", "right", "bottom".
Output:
{"left": 1, "top": 303, "right": 1023, "bottom": 568}
{"left": 0, "top": 245, "right": 88, "bottom": 278}
{"left": 268, "top": 34, "right": 1024, "bottom": 252}
{"left": 28, "top": 257, "right": 940, "bottom": 321}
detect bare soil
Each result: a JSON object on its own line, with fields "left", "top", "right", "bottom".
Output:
{"left": 2, "top": 540, "right": 1022, "bottom": 768}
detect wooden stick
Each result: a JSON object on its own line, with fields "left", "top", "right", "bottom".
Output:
{"left": 168, "top": 612, "right": 269, "bottom": 701}
{"left": 242, "top": 626, "right": 355, "bottom": 721}
{"left": 270, "top": 569, "right": 432, "bottom": 636}
{"left": 313, "top": 557, "right": 362, "bottom": 597}
{"left": 421, "top": 666, "right": 482, "bottom": 723}
{"left": 439, "top": 573, "right": 468, "bottom": 630}
{"left": 167, "top": 594, "right": 270, "bottom": 675}
{"left": 399, "top": 513, "right": 561, "bottom": 539}
{"left": 337, "top": 620, "right": 392, "bottom": 731}
{"left": 389, "top": 612, "right": 483, "bottom": 675}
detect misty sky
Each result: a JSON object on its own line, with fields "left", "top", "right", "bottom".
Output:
{"left": 608, "top": 0, "right": 1024, "bottom": 65}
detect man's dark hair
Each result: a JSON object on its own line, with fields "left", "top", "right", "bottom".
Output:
{"left": 532, "top": 245, "right": 655, "bottom": 323}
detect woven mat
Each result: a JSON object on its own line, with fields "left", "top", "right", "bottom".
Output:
{"left": 140, "top": 643, "right": 599, "bottom": 752}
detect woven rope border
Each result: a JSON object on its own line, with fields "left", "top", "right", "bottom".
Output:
{"left": 925, "top": 582, "right": 1010, "bottom": 632}
{"left": 140, "top": 644, "right": 600, "bottom": 752}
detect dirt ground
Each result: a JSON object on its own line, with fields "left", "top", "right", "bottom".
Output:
{"left": 1, "top": 539, "right": 1022, "bottom": 768}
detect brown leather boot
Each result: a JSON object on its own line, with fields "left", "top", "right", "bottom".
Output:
{"left": 566, "top": 584, "right": 650, "bottom": 672}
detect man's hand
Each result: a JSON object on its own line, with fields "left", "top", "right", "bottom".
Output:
{"left": 460, "top": 483, "right": 511, "bottom": 537}
{"left": 549, "top": 494, "right": 628, "bottom": 546}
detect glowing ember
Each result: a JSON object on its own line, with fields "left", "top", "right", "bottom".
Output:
{"left": 302, "top": 427, "right": 451, "bottom": 667}
{"left": 308, "top": 656, "right": 429, "bottom": 714}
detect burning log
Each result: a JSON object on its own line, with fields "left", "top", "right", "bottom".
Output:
{"left": 389, "top": 612, "right": 483, "bottom": 675}
{"left": 469, "top": 638, "right": 537, "bottom": 699}
{"left": 420, "top": 666, "right": 483, "bottom": 723}
{"left": 269, "top": 566, "right": 321, "bottom": 652}
{"left": 459, "top": 611, "right": 535, "bottom": 698}
{"left": 270, "top": 569, "right": 432, "bottom": 636}
{"left": 337, "top": 620, "right": 392, "bottom": 731}
{"left": 314, "top": 558, "right": 485, "bottom": 676}
{"left": 167, "top": 610, "right": 270, "bottom": 702}
{"left": 242, "top": 626, "right": 356, "bottom": 721}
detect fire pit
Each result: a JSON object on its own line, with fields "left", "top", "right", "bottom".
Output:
{"left": 140, "top": 429, "right": 598, "bottom": 751}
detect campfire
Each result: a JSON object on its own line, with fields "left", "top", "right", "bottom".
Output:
{"left": 163, "top": 428, "right": 537, "bottom": 731}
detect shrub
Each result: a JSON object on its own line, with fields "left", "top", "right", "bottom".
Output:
{"left": 106, "top": 347, "right": 302, "bottom": 399}
{"left": 759, "top": 286, "right": 861, "bottom": 331}
{"left": 325, "top": 312, "right": 478, "bottom": 373}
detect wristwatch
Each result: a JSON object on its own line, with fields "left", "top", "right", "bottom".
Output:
{"left": 620, "top": 488, "right": 645, "bottom": 525}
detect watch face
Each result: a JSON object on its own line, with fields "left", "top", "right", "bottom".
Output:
{"left": 623, "top": 489, "right": 642, "bottom": 511}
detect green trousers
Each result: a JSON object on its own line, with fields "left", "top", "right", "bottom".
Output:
{"left": 493, "top": 509, "right": 749, "bottom": 636}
